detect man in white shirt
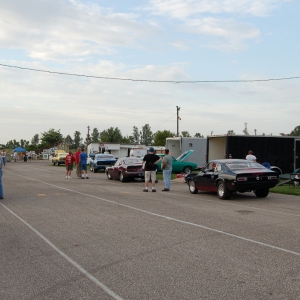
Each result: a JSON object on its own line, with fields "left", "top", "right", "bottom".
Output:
{"left": 0, "top": 150, "right": 6, "bottom": 166}
{"left": 246, "top": 150, "right": 256, "bottom": 162}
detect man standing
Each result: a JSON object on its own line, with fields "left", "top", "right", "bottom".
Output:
{"left": 75, "top": 147, "right": 81, "bottom": 179}
{"left": 65, "top": 151, "right": 75, "bottom": 179}
{"left": 79, "top": 148, "right": 89, "bottom": 179}
{"left": 142, "top": 147, "right": 161, "bottom": 192}
{"left": 246, "top": 150, "right": 256, "bottom": 162}
{"left": 161, "top": 149, "right": 172, "bottom": 191}
{"left": 0, "top": 156, "right": 3, "bottom": 199}
{"left": 1, "top": 150, "right": 6, "bottom": 166}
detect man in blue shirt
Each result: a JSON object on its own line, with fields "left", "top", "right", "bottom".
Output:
{"left": 0, "top": 156, "right": 3, "bottom": 199}
{"left": 79, "top": 148, "right": 89, "bottom": 179}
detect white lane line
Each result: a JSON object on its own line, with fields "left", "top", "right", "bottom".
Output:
{"left": 0, "top": 203, "right": 124, "bottom": 300}
{"left": 4, "top": 173, "right": 300, "bottom": 258}
{"left": 6, "top": 169, "right": 300, "bottom": 218}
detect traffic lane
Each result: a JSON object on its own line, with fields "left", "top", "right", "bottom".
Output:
{"left": 1, "top": 163, "right": 300, "bottom": 299}
{"left": 5, "top": 162, "right": 300, "bottom": 256}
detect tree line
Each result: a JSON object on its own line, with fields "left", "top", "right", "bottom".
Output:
{"left": 2, "top": 125, "right": 300, "bottom": 152}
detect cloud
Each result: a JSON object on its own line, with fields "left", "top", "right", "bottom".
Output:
{"left": 183, "top": 17, "right": 260, "bottom": 50}
{"left": 0, "top": 0, "right": 158, "bottom": 61}
{"left": 147, "top": 0, "right": 293, "bottom": 19}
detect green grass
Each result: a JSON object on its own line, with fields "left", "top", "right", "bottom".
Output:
{"left": 270, "top": 183, "right": 300, "bottom": 196}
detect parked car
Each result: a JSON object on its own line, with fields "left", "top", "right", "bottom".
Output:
{"left": 185, "top": 159, "right": 279, "bottom": 200}
{"left": 106, "top": 157, "right": 144, "bottom": 182}
{"left": 89, "top": 153, "right": 116, "bottom": 172}
{"left": 52, "top": 152, "right": 68, "bottom": 166}
{"left": 156, "top": 150, "right": 198, "bottom": 174}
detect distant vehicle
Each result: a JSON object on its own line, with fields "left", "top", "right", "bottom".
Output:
{"left": 52, "top": 153, "right": 68, "bottom": 166}
{"left": 156, "top": 150, "right": 198, "bottom": 174}
{"left": 89, "top": 153, "right": 116, "bottom": 172}
{"left": 129, "top": 148, "right": 147, "bottom": 158}
{"left": 106, "top": 157, "right": 144, "bottom": 182}
{"left": 185, "top": 159, "right": 279, "bottom": 200}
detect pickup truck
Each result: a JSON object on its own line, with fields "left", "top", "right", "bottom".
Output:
{"left": 52, "top": 152, "right": 68, "bottom": 166}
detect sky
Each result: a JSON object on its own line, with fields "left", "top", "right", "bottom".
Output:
{"left": 1, "top": 0, "right": 300, "bottom": 144}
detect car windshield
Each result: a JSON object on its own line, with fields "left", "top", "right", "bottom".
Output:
{"left": 95, "top": 155, "right": 114, "bottom": 159}
{"left": 123, "top": 158, "right": 142, "bottom": 165}
{"left": 226, "top": 162, "right": 265, "bottom": 170}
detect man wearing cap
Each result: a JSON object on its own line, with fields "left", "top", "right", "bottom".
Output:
{"left": 142, "top": 147, "right": 161, "bottom": 192}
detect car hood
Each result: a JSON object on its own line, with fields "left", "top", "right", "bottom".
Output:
{"left": 176, "top": 150, "right": 194, "bottom": 162}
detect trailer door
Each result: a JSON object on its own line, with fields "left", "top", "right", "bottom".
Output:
{"left": 295, "top": 139, "right": 300, "bottom": 169}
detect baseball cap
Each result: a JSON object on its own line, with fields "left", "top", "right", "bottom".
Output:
{"left": 149, "top": 147, "right": 155, "bottom": 153}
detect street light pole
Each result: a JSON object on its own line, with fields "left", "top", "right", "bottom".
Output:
{"left": 176, "top": 106, "right": 180, "bottom": 137}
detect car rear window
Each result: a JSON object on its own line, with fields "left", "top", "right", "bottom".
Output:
{"left": 123, "top": 158, "right": 142, "bottom": 165}
{"left": 226, "top": 162, "right": 265, "bottom": 170}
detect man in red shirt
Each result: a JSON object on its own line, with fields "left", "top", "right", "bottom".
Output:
{"left": 65, "top": 151, "right": 75, "bottom": 179}
{"left": 74, "top": 147, "right": 81, "bottom": 179}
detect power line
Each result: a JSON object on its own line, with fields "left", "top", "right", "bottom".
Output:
{"left": 1, "top": 63, "right": 300, "bottom": 83}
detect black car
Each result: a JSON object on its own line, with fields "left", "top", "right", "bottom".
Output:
{"left": 185, "top": 159, "right": 279, "bottom": 200}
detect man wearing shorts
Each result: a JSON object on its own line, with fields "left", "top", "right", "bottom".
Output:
{"left": 65, "top": 151, "right": 75, "bottom": 179}
{"left": 142, "top": 147, "right": 161, "bottom": 192}
{"left": 79, "top": 148, "right": 89, "bottom": 179}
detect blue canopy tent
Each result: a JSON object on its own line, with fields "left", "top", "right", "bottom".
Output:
{"left": 13, "top": 146, "right": 27, "bottom": 152}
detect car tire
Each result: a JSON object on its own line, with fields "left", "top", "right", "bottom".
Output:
{"left": 189, "top": 180, "right": 198, "bottom": 194}
{"left": 183, "top": 166, "right": 192, "bottom": 174}
{"left": 90, "top": 165, "right": 93, "bottom": 172}
{"left": 106, "top": 172, "right": 112, "bottom": 180}
{"left": 120, "top": 172, "right": 126, "bottom": 182}
{"left": 254, "top": 188, "right": 269, "bottom": 198}
{"left": 217, "top": 181, "right": 231, "bottom": 200}
{"left": 92, "top": 166, "right": 97, "bottom": 173}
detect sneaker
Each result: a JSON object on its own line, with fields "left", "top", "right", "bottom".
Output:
{"left": 162, "top": 188, "right": 169, "bottom": 191}
{"left": 66, "top": 176, "right": 68, "bottom": 179}
{"left": 68, "top": 176, "right": 72, "bottom": 179}
{"left": 81, "top": 177, "right": 85, "bottom": 179}
{"left": 143, "top": 189, "right": 148, "bottom": 192}
{"left": 152, "top": 189, "right": 156, "bottom": 192}
{"left": 86, "top": 177, "right": 89, "bottom": 179}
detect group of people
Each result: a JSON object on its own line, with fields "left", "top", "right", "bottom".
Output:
{"left": 65, "top": 147, "right": 89, "bottom": 179}
{"left": 142, "top": 147, "right": 172, "bottom": 192}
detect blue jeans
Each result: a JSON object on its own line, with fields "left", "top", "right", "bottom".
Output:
{"left": 163, "top": 169, "right": 172, "bottom": 190}
{"left": 0, "top": 169, "right": 3, "bottom": 198}
{"left": 2, "top": 157, "right": 6, "bottom": 166}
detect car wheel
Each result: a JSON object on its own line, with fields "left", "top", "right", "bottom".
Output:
{"left": 189, "top": 180, "right": 198, "bottom": 194}
{"left": 183, "top": 166, "right": 192, "bottom": 174}
{"left": 93, "top": 166, "right": 97, "bottom": 173}
{"left": 106, "top": 172, "right": 112, "bottom": 180}
{"left": 217, "top": 181, "right": 231, "bottom": 200}
{"left": 254, "top": 188, "right": 269, "bottom": 198}
{"left": 90, "top": 165, "right": 93, "bottom": 171}
{"left": 120, "top": 172, "right": 126, "bottom": 182}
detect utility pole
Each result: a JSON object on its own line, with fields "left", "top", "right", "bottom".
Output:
{"left": 176, "top": 106, "right": 181, "bottom": 137}
{"left": 86, "top": 126, "right": 90, "bottom": 146}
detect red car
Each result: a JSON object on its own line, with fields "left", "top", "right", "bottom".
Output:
{"left": 105, "top": 157, "right": 144, "bottom": 182}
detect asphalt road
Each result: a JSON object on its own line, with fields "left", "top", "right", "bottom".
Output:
{"left": 1, "top": 160, "right": 300, "bottom": 300}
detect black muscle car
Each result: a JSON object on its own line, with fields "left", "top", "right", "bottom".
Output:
{"left": 185, "top": 159, "right": 279, "bottom": 200}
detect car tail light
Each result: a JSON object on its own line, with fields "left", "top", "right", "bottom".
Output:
{"left": 268, "top": 176, "right": 278, "bottom": 180}
{"left": 237, "top": 177, "right": 248, "bottom": 181}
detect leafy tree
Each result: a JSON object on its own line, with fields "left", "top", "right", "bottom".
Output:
{"left": 122, "top": 135, "right": 131, "bottom": 144}
{"left": 181, "top": 131, "right": 191, "bottom": 137}
{"left": 40, "top": 128, "right": 63, "bottom": 147}
{"left": 91, "top": 128, "right": 100, "bottom": 143}
{"left": 100, "top": 127, "right": 123, "bottom": 143}
{"left": 194, "top": 133, "right": 204, "bottom": 138}
{"left": 227, "top": 130, "right": 235, "bottom": 135}
{"left": 20, "top": 139, "right": 30, "bottom": 148}
{"left": 65, "top": 134, "right": 73, "bottom": 146}
{"left": 140, "top": 124, "right": 153, "bottom": 146}
{"left": 31, "top": 134, "right": 39, "bottom": 145}
{"left": 153, "top": 130, "right": 175, "bottom": 146}
{"left": 130, "top": 126, "right": 140, "bottom": 144}
{"left": 289, "top": 125, "right": 300, "bottom": 136}
{"left": 73, "top": 131, "right": 82, "bottom": 148}
{"left": 5, "top": 139, "right": 19, "bottom": 149}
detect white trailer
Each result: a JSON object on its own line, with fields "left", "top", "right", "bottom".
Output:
{"left": 165, "top": 137, "right": 207, "bottom": 167}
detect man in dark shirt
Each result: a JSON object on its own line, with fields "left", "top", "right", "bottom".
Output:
{"left": 142, "top": 147, "right": 161, "bottom": 192}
